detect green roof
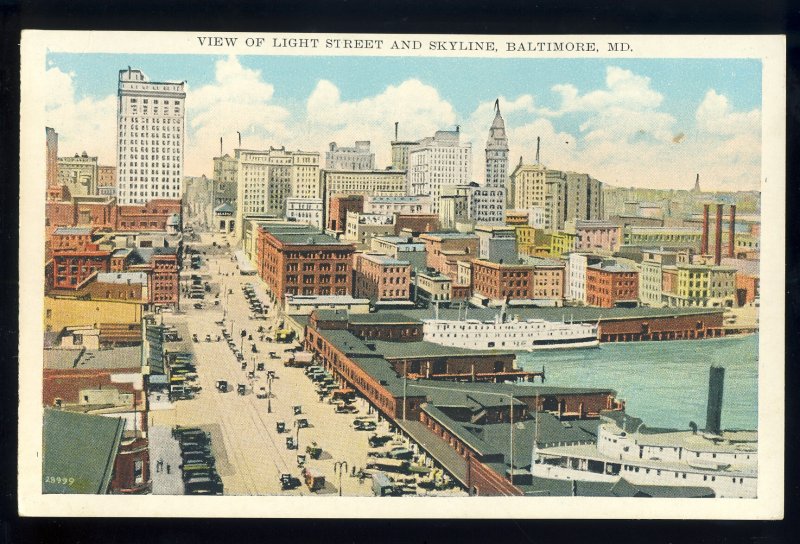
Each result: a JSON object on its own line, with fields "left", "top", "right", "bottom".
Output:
{"left": 43, "top": 409, "right": 124, "bottom": 494}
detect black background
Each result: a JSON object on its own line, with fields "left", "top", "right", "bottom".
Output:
{"left": 1, "top": 0, "right": 796, "bottom": 542}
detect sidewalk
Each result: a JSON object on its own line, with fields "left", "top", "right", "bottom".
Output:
{"left": 149, "top": 424, "right": 184, "bottom": 495}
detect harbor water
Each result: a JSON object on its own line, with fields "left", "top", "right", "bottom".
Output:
{"left": 517, "top": 334, "right": 759, "bottom": 430}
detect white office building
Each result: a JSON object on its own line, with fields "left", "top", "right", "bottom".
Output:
{"left": 235, "top": 147, "right": 320, "bottom": 234}
{"left": 326, "top": 141, "right": 375, "bottom": 171}
{"left": 286, "top": 197, "right": 324, "bottom": 229}
{"left": 116, "top": 68, "right": 186, "bottom": 205}
{"left": 408, "top": 129, "right": 472, "bottom": 214}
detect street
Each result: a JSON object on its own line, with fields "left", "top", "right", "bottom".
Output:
{"left": 151, "top": 231, "right": 386, "bottom": 496}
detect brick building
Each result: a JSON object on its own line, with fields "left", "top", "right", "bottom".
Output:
{"left": 586, "top": 262, "right": 639, "bottom": 308}
{"left": 327, "top": 194, "right": 364, "bottom": 232}
{"left": 257, "top": 224, "right": 355, "bottom": 299}
{"left": 353, "top": 252, "right": 411, "bottom": 303}
{"left": 472, "top": 258, "right": 564, "bottom": 304}
{"left": 572, "top": 219, "right": 622, "bottom": 253}
{"left": 46, "top": 197, "right": 181, "bottom": 233}
{"left": 393, "top": 214, "right": 440, "bottom": 235}
{"left": 419, "top": 232, "right": 480, "bottom": 276}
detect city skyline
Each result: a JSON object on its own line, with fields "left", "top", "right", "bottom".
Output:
{"left": 45, "top": 54, "right": 762, "bottom": 191}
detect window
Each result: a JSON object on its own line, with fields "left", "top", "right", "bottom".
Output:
{"left": 134, "top": 459, "right": 144, "bottom": 484}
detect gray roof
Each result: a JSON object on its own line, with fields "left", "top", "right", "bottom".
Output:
{"left": 44, "top": 346, "right": 143, "bottom": 370}
{"left": 54, "top": 227, "right": 93, "bottom": 235}
{"left": 372, "top": 339, "right": 514, "bottom": 360}
{"left": 43, "top": 409, "right": 123, "bottom": 494}
{"left": 392, "top": 305, "right": 722, "bottom": 324}
{"left": 271, "top": 232, "right": 349, "bottom": 245}
{"left": 214, "top": 202, "right": 236, "bottom": 214}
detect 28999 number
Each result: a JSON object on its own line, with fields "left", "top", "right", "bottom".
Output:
{"left": 44, "top": 475, "right": 76, "bottom": 486}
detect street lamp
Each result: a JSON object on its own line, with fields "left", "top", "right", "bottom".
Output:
{"left": 333, "top": 461, "right": 348, "bottom": 497}
{"left": 267, "top": 374, "right": 274, "bottom": 413}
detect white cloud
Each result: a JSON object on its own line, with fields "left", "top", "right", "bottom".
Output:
{"left": 44, "top": 66, "right": 117, "bottom": 165}
{"left": 186, "top": 56, "right": 291, "bottom": 174}
{"left": 300, "top": 78, "right": 456, "bottom": 167}
{"left": 44, "top": 60, "right": 761, "bottom": 191}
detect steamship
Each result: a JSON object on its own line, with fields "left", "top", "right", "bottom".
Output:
{"left": 530, "top": 367, "right": 758, "bottom": 498}
{"left": 422, "top": 301, "right": 599, "bottom": 351}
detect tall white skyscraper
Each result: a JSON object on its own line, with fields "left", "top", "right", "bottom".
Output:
{"left": 116, "top": 68, "right": 186, "bottom": 205}
{"left": 408, "top": 129, "right": 472, "bottom": 215}
{"left": 485, "top": 99, "right": 509, "bottom": 188}
{"left": 471, "top": 100, "right": 507, "bottom": 225}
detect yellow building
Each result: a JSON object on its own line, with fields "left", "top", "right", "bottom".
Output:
{"left": 45, "top": 295, "right": 144, "bottom": 333}
{"left": 549, "top": 231, "right": 577, "bottom": 258}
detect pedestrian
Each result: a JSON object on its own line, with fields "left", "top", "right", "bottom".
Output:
{"left": 166, "top": 464, "right": 171, "bottom": 474}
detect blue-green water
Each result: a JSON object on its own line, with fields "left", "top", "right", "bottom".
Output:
{"left": 517, "top": 334, "right": 759, "bottom": 430}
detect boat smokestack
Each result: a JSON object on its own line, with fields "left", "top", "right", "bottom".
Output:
{"left": 714, "top": 203, "right": 723, "bottom": 265}
{"left": 728, "top": 204, "right": 736, "bottom": 258}
{"left": 701, "top": 204, "right": 710, "bottom": 255}
{"left": 705, "top": 366, "right": 725, "bottom": 436}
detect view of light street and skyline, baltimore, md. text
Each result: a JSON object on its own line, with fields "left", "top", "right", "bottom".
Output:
{"left": 19, "top": 32, "right": 785, "bottom": 518}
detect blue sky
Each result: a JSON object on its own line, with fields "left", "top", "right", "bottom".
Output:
{"left": 45, "top": 53, "right": 763, "bottom": 190}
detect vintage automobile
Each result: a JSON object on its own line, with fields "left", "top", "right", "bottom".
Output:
{"left": 368, "top": 434, "right": 394, "bottom": 448}
{"left": 335, "top": 403, "right": 358, "bottom": 414}
{"left": 352, "top": 419, "right": 377, "bottom": 432}
{"left": 257, "top": 386, "right": 267, "bottom": 399}
{"left": 276, "top": 421, "right": 286, "bottom": 433}
{"left": 237, "top": 384, "right": 246, "bottom": 395}
{"left": 305, "top": 443, "right": 322, "bottom": 460}
{"left": 279, "top": 473, "right": 301, "bottom": 491}
{"left": 216, "top": 380, "right": 228, "bottom": 393}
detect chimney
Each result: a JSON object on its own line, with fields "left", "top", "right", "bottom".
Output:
{"left": 701, "top": 204, "right": 710, "bottom": 255}
{"left": 394, "top": 122, "right": 399, "bottom": 141}
{"left": 220, "top": 137, "right": 223, "bottom": 156}
{"left": 714, "top": 204, "right": 723, "bottom": 265}
{"left": 704, "top": 366, "right": 725, "bottom": 435}
{"left": 535, "top": 137, "right": 540, "bottom": 165}
{"left": 728, "top": 204, "right": 736, "bottom": 258}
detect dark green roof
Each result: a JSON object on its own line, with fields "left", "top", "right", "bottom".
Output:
{"left": 43, "top": 409, "right": 124, "bottom": 494}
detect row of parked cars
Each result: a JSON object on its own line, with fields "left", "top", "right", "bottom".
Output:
{"left": 242, "top": 283, "right": 268, "bottom": 319}
{"left": 173, "top": 426, "right": 223, "bottom": 495}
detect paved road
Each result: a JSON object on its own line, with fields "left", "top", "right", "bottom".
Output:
{"left": 153, "top": 231, "right": 385, "bottom": 496}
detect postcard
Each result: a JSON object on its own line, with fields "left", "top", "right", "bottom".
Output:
{"left": 18, "top": 31, "right": 785, "bottom": 518}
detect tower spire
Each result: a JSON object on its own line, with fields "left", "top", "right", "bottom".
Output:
{"left": 495, "top": 98, "right": 500, "bottom": 113}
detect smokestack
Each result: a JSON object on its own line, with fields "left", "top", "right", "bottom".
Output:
{"left": 535, "top": 137, "right": 541, "bottom": 165}
{"left": 701, "top": 204, "right": 710, "bottom": 255}
{"left": 728, "top": 204, "right": 736, "bottom": 258}
{"left": 394, "top": 122, "right": 399, "bottom": 141}
{"left": 705, "top": 366, "right": 725, "bottom": 435}
{"left": 714, "top": 203, "right": 723, "bottom": 265}
{"left": 237, "top": 131, "right": 241, "bottom": 147}
{"left": 220, "top": 137, "right": 223, "bottom": 156}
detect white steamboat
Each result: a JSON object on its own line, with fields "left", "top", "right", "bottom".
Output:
{"left": 422, "top": 302, "right": 599, "bottom": 351}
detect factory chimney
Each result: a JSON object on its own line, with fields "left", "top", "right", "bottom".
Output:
{"left": 704, "top": 366, "right": 725, "bottom": 436}
{"left": 728, "top": 204, "right": 737, "bottom": 258}
{"left": 535, "top": 137, "right": 541, "bottom": 165}
{"left": 701, "top": 204, "right": 710, "bottom": 255}
{"left": 714, "top": 203, "right": 723, "bottom": 265}
{"left": 394, "top": 121, "right": 399, "bottom": 141}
